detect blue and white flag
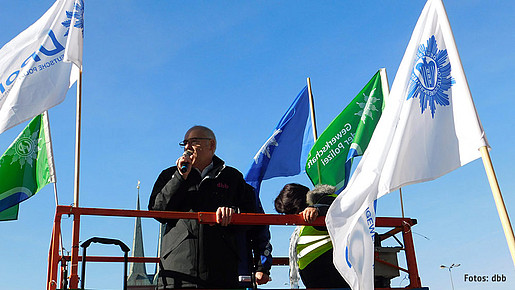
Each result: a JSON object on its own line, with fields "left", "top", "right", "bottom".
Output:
{"left": 0, "top": 0, "right": 84, "bottom": 134}
{"left": 63, "top": 0, "right": 84, "bottom": 69}
{"left": 245, "top": 86, "right": 314, "bottom": 196}
{"left": 326, "top": 0, "right": 488, "bottom": 289}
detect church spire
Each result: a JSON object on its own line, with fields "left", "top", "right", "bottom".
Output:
{"left": 127, "top": 181, "right": 152, "bottom": 286}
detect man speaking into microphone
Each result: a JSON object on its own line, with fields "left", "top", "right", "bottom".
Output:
{"left": 148, "top": 125, "right": 270, "bottom": 289}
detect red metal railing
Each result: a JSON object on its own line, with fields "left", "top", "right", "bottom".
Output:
{"left": 46, "top": 205, "right": 422, "bottom": 289}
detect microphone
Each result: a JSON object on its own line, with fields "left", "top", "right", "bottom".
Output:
{"left": 180, "top": 150, "right": 193, "bottom": 173}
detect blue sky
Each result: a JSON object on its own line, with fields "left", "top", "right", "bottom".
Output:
{"left": 1, "top": 1, "right": 514, "bottom": 289}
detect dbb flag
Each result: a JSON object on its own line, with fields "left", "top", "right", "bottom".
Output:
{"left": 0, "top": 0, "right": 84, "bottom": 134}
{"left": 306, "top": 69, "right": 387, "bottom": 190}
{"left": 326, "top": 0, "right": 488, "bottom": 289}
{"left": 245, "top": 86, "right": 314, "bottom": 196}
{"left": 0, "top": 112, "right": 56, "bottom": 221}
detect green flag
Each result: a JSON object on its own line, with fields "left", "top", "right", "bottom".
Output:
{"left": 0, "top": 112, "right": 55, "bottom": 221}
{"left": 306, "top": 69, "right": 388, "bottom": 189}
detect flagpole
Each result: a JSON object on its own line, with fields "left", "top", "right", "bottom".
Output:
{"left": 479, "top": 146, "right": 515, "bottom": 268}
{"left": 306, "top": 78, "right": 318, "bottom": 141}
{"left": 307, "top": 77, "right": 322, "bottom": 184}
{"left": 399, "top": 188, "right": 405, "bottom": 218}
{"left": 42, "top": 111, "right": 58, "bottom": 206}
{"left": 73, "top": 69, "right": 82, "bottom": 207}
{"left": 69, "top": 69, "right": 83, "bottom": 288}
{"left": 42, "top": 111, "right": 67, "bottom": 272}
{"left": 380, "top": 68, "right": 406, "bottom": 218}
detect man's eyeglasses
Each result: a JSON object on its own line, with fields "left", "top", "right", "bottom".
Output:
{"left": 179, "top": 138, "right": 211, "bottom": 147}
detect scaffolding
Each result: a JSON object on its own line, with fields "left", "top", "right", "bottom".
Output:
{"left": 47, "top": 205, "right": 426, "bottom": 290}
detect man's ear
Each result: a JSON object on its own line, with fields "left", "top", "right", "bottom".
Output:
{"left": 209, "top": 139, "right": 217, "bottom": 152}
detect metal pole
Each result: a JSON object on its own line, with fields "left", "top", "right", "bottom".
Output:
{"left": 47, "top": 213, "right": 62, "bottom": 290}
{"left": 123, "top": 252, "right": 128, "bottom": 290}
{"left": 399, "top": 188, "right": 405, "bottom": 218}
{"left": 73, "top": 69, "right": 82, "bottom": 207}
{"left": 440, "top": 264, "right": 459, "bottom": 290}
{"left": 44, "top": 112, "right": 67, "bottom": 285}
{"left": 448, "top": 268, "right": 455, "bottom": 290}
{"left": 80, "top": 247, "right": 87, "bottom": 290}
{"left": 69, "top": 69, "right": 83, "bottom": 288}
{"left": 480, "top": 146, "right": 515, "bottom": 268}
{"left": 307, "top": 77, "right": 321, "bottom": 183}
{"left": 306, "top": 77, "right": 318, "bottom": 141}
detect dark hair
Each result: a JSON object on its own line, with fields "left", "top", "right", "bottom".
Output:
{"left": 274, "top": 183, "right": 309, "bottom": 214}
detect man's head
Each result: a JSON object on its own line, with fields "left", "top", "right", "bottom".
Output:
{"left": 274, "top": 183, "right": 309, "bottom": 214}
{"left": 181, "top": 125, "right": 216, "bottom": 171}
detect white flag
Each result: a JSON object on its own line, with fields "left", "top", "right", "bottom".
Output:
{"left": 0, "top": 0, "right": 84, "bottom": 134}
{"left": 63, "top": 0, "right": 84, "bottom": 69}
{"left": 326, "top": 0, "right": 488, "bottom": 289}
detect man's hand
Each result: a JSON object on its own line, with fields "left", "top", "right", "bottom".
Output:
{"left": 216, "top": 207, "right": 234, "bottom": 226}
{"left": 176, "top": 151, "right": 193, "bottom": 178}
{"left": 301, "top": 207, "right": 319, "bottom": 223}
{"left": 255, "top": 272, "right": 271, "bottom": 285}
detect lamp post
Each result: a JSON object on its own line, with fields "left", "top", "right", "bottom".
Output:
{"left": 440, "top": 263, "right": 461, "bottom": 290}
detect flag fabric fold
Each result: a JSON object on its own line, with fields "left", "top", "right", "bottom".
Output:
{"left": 0, "top": 112, "right": 56, "bottom": 221}
{"left": 326, "top": 0, "right": 488, "bottom": 289}
{"left": 63, "top": 0, "right": 84, "bottom": 69}
{"left": 0, "top": 0, "right": 83, "bottom": 134}
{"left": 245, "top": 86, "right": 314, "bottom": 196}
{"left": 306, "top": 69, "right": 387, "bottom": 190}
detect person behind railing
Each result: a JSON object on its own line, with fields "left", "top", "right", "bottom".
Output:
{"left": 275, "top": 183, "right": 350, "bottom": 289}
{"left": 148, "top": 125, "right": 269, "bottom": 289}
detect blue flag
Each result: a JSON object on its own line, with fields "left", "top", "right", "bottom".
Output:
{"left": 245, "top": 86, "right": 314, "bottom": 196}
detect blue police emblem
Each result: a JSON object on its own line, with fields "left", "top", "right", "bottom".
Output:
{"left": 62, "top": 0, "right": 85, "bottom": 37}
{"left": 407, "top": 35, "right": 454, "bottom": 118}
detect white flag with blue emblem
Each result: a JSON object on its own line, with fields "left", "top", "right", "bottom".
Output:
{"left": 326, "top": 0, "right": 489, "bottom": 289}
{"left": 0, "top": 0, "right": 83, "bottom": 134}
{"left": 245, "top": 86, "right": 314, "bottom": 196}
{"left": 63, "top": 0, "right": 84, "bottom": 69}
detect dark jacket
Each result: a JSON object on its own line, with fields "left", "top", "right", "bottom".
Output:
{"left": 235, "top": 193, "right": 273, "bottom": 290}
{"left": 148, "top": 155, "right": 256, "bottom": 289}
{"left": 237, "top": 184, "right": 272, "bottom": 279}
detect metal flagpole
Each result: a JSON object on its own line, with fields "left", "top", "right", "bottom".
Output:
{"left": 306, "top": 78, "right": 321, "bottom": 183}
{"left": 43, "top": 111, "right": 67, "bottom": 267}
{"left": 43, "top": 111, "right": 67, "bottom": 290}
{"left": 399, "top": 188, "right": 405, "bottom": 218}
{"left": 73, "top": 70, "right": 82, "bottom": 208}
{"left": 380, "top": 68, "right": 407, "bottom": 218}
{"left": 479, "top": 146, "right": 515, "bottom": 268}
{"left": 42, "top": 111, "right": 59, "bottom": 207}
{"left": 69, "top": 69, "right": 83, "bottom": 288}
{"left": 306, "top": 78, "right": 318, "bottom": 141}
